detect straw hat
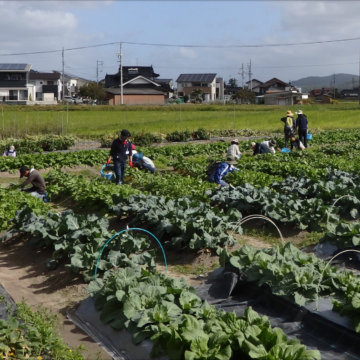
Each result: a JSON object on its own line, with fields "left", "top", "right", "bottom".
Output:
{"left": 286, "top": 110, "right": 293, "bottom": 116}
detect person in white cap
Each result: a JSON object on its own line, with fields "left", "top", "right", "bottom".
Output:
{"left": 295, "top": 110, "right": 308, "bottom": 148}
{"left": 226, "top": 139, "right": 242, "bottom": 161}
{"left": 3, "top": 145, "right": 16, "bottom": 157}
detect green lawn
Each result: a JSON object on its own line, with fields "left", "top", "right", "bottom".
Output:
{"left": 1, "top": 102, "right": 359, "bottom": 137}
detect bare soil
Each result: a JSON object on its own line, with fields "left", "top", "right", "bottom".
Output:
{"left": 0, "top": 238, "right": 112, "bottom": 360}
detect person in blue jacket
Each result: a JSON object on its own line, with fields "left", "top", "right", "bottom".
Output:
{"left": 207, "top": 162, "right": 239, "bottom": 187}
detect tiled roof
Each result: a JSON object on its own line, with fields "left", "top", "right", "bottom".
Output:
{"left": 176, "top": 73, "right": 217, "bottom": 83}
{"left": 29, "top": 70, "right": 61, "bottom": 80}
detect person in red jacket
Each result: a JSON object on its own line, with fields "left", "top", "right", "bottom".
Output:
{"left": 106, "top": 129, "right": 133, "bottom": 185}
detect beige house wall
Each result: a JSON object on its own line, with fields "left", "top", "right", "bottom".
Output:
{"left": 108, "top": 94, "right": 165, "bottom": 105}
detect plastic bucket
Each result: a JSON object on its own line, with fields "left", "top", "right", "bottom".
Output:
{"left": 100, "top": 164, "right": 114, "bottom": 181}
{"left": 281, "top": 147, "right": 291, "bottom": 153}
{"left": 307, "top": 133, "right": 313, "bottom": 140}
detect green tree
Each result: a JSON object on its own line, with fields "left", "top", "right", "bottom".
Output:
{"left": 79, "top": 82, "right": 106, "bottom": 101}
{"left": 231, "top": 88, "right": 255, "bottom": 104}
{"left": 227, "top": 78, "right": 238, "bottom": 88}
{"left": 190, "top": 89, "right": 203, "bottom": 103}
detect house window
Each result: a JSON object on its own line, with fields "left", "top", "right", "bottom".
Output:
{"left": 9, "top": 90, "right": 18, "bottom": 100}
{"left": 19, "top": 90, "right": 28, "bottom": 100}
{"left": 47, "top": 81, "right": 54, "bottom": 85}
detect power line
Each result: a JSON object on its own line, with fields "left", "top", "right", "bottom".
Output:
{"left": 1, "top": 35, "right": 360, "bottom": 57}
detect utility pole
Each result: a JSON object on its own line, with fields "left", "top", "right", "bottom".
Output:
{"left": 62, "top": 47, "right": 65, "bottom": 100}
{"left": 239, "top": 63, "right": 245, "bottom": 88}
{"left": 247, "top": 60, "right": 253, "bottom": 91}
{"left": 96, "top": 60, "right": 103, "bottom": 83}
{"left": 358, "top": 55, "right": 360, "bottom": 105}
{"left": 332, "top": 73, "right": 336, "bottom": 99}
{"left": 117, "top": 43, "right": 123, "bottom": 105}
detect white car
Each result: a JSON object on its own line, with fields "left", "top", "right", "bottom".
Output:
{"left": 63, "top": 96, "right": 74, "bottom": 103}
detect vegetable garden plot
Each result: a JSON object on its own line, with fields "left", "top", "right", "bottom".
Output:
{"left": 196, "top": 272, "right": 360, "bottom": 360}
{"left": 69, "top": 297, "right": 167, "bottom": 360}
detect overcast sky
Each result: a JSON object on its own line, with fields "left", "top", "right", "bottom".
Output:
{"left": 1, "top": 0, "right": 360, "bottom": 84}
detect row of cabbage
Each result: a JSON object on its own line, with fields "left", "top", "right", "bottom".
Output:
{"left": 2, "top": 205, "right": 321, "bottom": 359}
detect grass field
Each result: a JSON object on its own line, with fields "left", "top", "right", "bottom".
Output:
{"left": 0, "top": 102, "right": 359, "bottom": 137}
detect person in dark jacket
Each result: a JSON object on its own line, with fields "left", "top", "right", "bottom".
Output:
{"left": 208, "top": 162, "right": 238, "bottom": 187}
{"left": 106, "top": 129, "right": 133, "bottom": 185}
{"left": 280, "top": 110, "right": 296, "bottom": 148}
{"left": 19, "top": 166, "right": 47, "bottom": 200}
{"left": 295, "top": 110, "right": 308, "bottom": 148}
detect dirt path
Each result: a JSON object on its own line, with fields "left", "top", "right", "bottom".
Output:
{"left": 0, "top": 238, "right": 112, "bottom": 360}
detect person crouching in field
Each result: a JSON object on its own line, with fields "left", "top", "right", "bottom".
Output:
{"left": 106, "top": 129, "right": 133, "bottom": 185}
{"left": 207, "top": 161, "right": 239, "bottom": 187}
{"left": 226, "top": 139, "right": 242, "bottom": 161}
{"left": 251, "top": 141, "right": 274, "bottom": 156}
{"left": 290, "top": 136, "right": 305, "bottom": 151}
{"left": 132, "top": 152, "right": 156, "bottom": 173}
{"left": 19, "top": 166, "right": 48, "bottom": 201}
{"left": 3, "top": 145, "right": 16, "bottom": 157}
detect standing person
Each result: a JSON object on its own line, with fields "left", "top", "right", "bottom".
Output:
{"left": 3, "top": 145, "right": 16, "bottom": 157}
{"left": 295, "top": 110, "right": 308, "bottom": 148}
{"left": 19, "top": 166, "right": 47, "bottom": 200}
{"left": 226, "top": 139, "right": 242, "bottom": 161}
{"left": 106, "top": 129, "right": 133, "bottom": 185}
{"left": 280, "top": 110, "right": 295, "bottom": 148}
{"left": 207, "top": 161, "right": 238, "bottom": 187}
{"left": 132, "top": 152, "right": 156, "bottom": 173}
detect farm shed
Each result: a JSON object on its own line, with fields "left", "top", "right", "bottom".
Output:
{"left": 264, "top": 90, "right": 303, "bottom": 105}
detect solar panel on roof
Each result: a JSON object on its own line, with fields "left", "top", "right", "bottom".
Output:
{"left": 0, "top": 63, "right": 29, "bottom": 71}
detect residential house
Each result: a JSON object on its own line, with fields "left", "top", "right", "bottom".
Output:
{"left": 340, "top": 88, "right": 359, "bottom": 98}
{"left": 309, "top": 88, "right": 333, "bottom": 97}
{"left": 176, "top": 73, "right": 217, "bottom": 102}
{"left": 216, "top": 77, "right": 225, "bottom": 101}
{"left": 0, "top": 63, "right": 31, "bottom": 104}
{"left": 154, "top": 78, "right": 175, "bottom": 100}
{"left": 312, "top": 94, "right": 333, "bottom": 104}
{"left": 260, "top": 78, "right": 293, "bottom": 94}
{"left": 29, "top": 70, "right": 61, "bottom": 103}
{"left": 63, "top": 73, "right": 89, "bottom": 97}
{"left": 245, "top": 79, "right": 263, "bottom": 95}
{"left": 104, "top": 66, "right": 167, "bottom": 105}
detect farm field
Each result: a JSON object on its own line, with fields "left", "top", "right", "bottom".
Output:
{"left": 1, "top": 102, "right": 360, "bottom": 137}
{"left": 1, "top": 108, "right": 360, "bottom": 358}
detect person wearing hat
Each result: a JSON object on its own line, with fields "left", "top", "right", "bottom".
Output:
{"left": 3, "top": 145, "right": 16, "bottom": 157}
{"left": 106, "top": 129, "right": 133, "bottom": 185}
{"left": 226, "top": 139, "right": 242, "bottom": 161}
{"left": 281, "top": 110, "right": 295, "bottom": 148}
{"left": 207, "top": 162, "right": 239, "bottom": 187}
{"left": 132, "top": 152, "right": 156, "bottom": 173}
{"left": 251, "top": 141, "right": 274, "bottom": 156}
{"left": 295, "top": 110, "right": 308, "bottom": 148}
{"left": 19, "top": 166, "right": 47, "bottom": 200}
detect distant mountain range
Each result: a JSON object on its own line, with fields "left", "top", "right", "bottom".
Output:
{"left": 293, "top": 73, "right": 359, "bottom": 92}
